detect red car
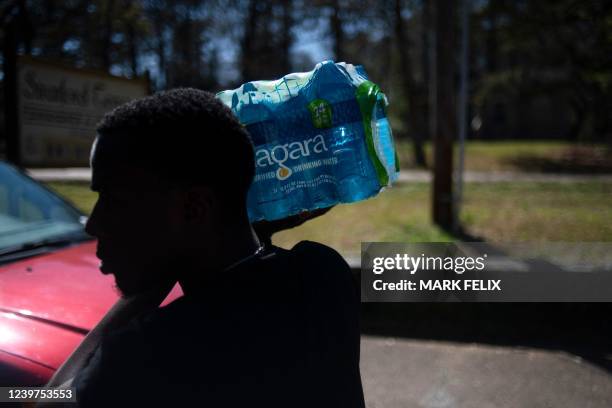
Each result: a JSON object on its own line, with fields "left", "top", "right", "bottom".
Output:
{"left": 0, "top": 161, "right": 182, "bottom": 386}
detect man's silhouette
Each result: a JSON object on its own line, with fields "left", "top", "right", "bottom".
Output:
{"left": 74, "top": 88, "right": 365, "bottom": 407}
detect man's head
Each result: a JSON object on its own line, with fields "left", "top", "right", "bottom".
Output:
{"left": 86, "top": 88, "right": 255, "bottom": 297}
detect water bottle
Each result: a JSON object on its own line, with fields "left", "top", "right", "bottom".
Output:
{"left": 216, "top": 61, "right": 399, "bottom": 222}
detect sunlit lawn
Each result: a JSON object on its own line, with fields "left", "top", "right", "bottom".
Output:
{"left": 50, "top": 182, "right": 98, "bottom": 214}
{"left": 460, "top": 182, "right": 612, "bottom": 242}
{"left": 47, "top": 180, "right": 612, "bottom": 258}
{"left": 395, "top": 139, "right": 611, "bottom": 172}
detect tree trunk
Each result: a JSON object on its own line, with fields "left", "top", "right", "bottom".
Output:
{"left": 394, "top": 0, "right": 427, "bottom": 168}
{"left": 330, "top": 0, "right": 344, "bottom": 62}
{"left": 241, "top": 0, "right": 259, "bottom": 81}
{"left": 155, "top": 17, "right": 167, "bottom": 87}
{"left": 279, "top": 0, "right": 293, "bottom": 74}
{"left": 17, "top": 0, "right": 33, "bottom": 54}
{"left": 101, "top": 0, "right": 116, "bottom": 71}
{"left": 431, "top": 0, "right": 456, "bottom": 229}
{"left": 126, "top": 22, "right": 138, "bottom": 77}
{"left": 485, "top": 3, "right": 498, "bottom": 73}
{"left": 3, "top": 20, "right": 20, "bottom": 165}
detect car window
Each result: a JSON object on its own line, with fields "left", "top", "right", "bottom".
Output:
{"left": 0, "top": 161, "right": 87, "bottom": 251}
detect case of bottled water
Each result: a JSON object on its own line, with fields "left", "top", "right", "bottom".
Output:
{"left": 217, "top": 61, "right": 399, "bottom": 222}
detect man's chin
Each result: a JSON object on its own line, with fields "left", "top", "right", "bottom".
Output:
{"left": 113, "top": 283, "right": 139, "bottom": 298}
{"left": 114, "top": 276, "right": 174, "bottom": 298}
{"left": 113, "top": 278, "right": 154, "bottom": 298}
{"left": 100, "top": 261, "right": 175, "bottom": 297}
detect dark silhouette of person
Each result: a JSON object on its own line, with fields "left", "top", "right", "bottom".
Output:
{"left": 74, "top": 88, "right": 365, "bottom": 407}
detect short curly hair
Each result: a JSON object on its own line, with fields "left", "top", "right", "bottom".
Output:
{"left": 93, "top": 88, "right": 255, "bottom": 215}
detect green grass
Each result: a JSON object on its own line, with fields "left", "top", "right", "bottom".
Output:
{"left": 273, "top": 184, "right": 453, "bottom": 256}
{"left": 47, "top": 182, "right": 97, "bottom": 214}
{"left": 46, "top": 180, "right": 612, "bottom": 257}
{"left": 395, "top": 139, "right": 611, "bottom": 172}
{"left": 461, "top": 182, "right": 612, "bottom": 242}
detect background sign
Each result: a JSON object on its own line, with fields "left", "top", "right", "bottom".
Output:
{"left": 16, "top": 56, "right": 148, "bottom": 166}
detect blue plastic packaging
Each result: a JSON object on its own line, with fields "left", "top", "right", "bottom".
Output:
{"left": 216, "top": 61, "right": 399, "bottom": 222}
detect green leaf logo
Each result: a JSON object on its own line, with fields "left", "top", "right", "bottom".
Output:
{"left": 308, "top": 99, "right": 333, "bottom": 128}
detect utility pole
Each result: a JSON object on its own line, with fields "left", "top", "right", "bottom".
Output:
{"left": 431, "top": 0, "right": 456, "bottom": 229}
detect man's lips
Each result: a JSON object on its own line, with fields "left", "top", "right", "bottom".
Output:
{"left": 96, "top": 250, "right": 113, "bottom": 274}
{"left": 96, "top": 247, "right": 112, "bottom": 263}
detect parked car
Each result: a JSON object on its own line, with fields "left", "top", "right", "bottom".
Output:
{"left": 0, "top": 161, "right": 181, "bottom": 386}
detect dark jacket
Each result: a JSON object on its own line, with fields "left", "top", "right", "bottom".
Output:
{"left": 75, "top": 240, "right": 365, "bottom": 407}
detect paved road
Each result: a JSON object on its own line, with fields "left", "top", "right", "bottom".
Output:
{"left": 361, "top": 336, "right": 612, "bottom": 408}
{"left": 26, "top": 168, "right": 612, "bottom": 183}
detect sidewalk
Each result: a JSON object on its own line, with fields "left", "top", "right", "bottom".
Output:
{"left": 27, "top": 167, "right": 92, "bottom": 182}
{"left": 361, "top": 336, "right": 612, "bottom": 408}
{"left": 27, "top": 167, "right": 612, "bottom": 183}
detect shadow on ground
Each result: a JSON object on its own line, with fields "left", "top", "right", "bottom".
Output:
{"left": 360, "top": 220, "right": 612, "bottom": 375}
{"left": 361, "top": 303, "right": 612, "bottom": 373}
{"left": 504, "top": 146, "right": 612, "bottom": 174}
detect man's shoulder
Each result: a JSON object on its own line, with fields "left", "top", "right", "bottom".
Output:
{"left": 287, "top": 240, "right": 351, "bottom": 270}
{"left": 285, "top": 240, "right": 356, "bottom": 301}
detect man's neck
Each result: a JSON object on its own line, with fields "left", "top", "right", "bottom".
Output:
{"left": 178, "top": 223, "right": 262, "bottom": 295}
{"left": 218, "top": 223, "right": 263, "bottom": 271}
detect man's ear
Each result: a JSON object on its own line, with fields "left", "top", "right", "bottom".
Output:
{"left": 183, "top": 186, "right": 216, "bottom": 223}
